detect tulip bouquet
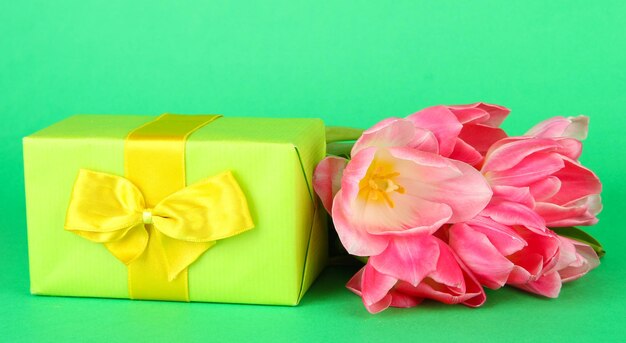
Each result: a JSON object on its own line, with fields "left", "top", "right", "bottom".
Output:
{"left": 313, "top": 103, "right": 603, "bottom": 313}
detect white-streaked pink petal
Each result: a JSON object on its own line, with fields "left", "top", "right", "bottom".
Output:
{"left": 351, "top": 118, "right": 417, "bottom": 155}
{"left": 313, "top": 156, "right": 348, "bottom": 214}
{"left": 340, "top": 147, "right": 377, "bottom": 204}
{"left": 558, "top": 237, "right": 600, "bottom": 282}
{"left": 554, "top": 235, "right": 579, "bottom": 271}
{"left": 361, "top": 195, "right": 452, "bottom": 236}
{"left": 525, "top": 115, "right": 589, "bottom": 140}
{"left": 331, "top": 190, "right": 390, "bottom": 256}
{"left": 395, "top": 156, "right": 492, "bottom": 223}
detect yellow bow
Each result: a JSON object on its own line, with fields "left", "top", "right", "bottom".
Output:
{"left": 65, "top": 169, "right": 254, "bottom": 281}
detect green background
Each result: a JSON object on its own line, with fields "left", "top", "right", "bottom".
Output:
{"left": 1, "top": 1, "right": 624, "bottom": 341}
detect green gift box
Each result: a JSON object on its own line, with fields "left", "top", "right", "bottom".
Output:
{"left": 23, "top": 115, "right": 328, "bottom": 305}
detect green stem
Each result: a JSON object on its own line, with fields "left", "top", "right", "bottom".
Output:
{"left": 326, "top": 126, "right": 364, "bottom": 144}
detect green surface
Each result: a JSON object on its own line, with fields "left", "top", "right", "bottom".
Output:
{"left": 1, "top": 0, "right": 624, "bottom": 341}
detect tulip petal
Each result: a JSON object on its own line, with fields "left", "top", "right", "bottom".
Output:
{"left": 528, "top": 177, "right": 562, "bottom": 202}
{"left": 449, "top": 102, "right": 510, "bottom": 127}
{"left": 406, "top": 106, "right": 463, "bottom": 157}
{"left": 466, "top": 216, "right": 527, "bottom": 256}
{"left": 553, "top": 236, "right": 579, "bottom": 271}
{"left": 507, "top": 226, "right": 560, "bottom": 283}
{"left": 340, "top": 147, "right": 377, "bottom": 204}
{"left": 448, "top": 106, "right": 488, "bottom": 124}
{"left": 389, "top": 286, "right": 423, "bottom": 308}
{"left": 345, "top": 267, "right": 364, "bottom": 296}
{"left": 515, "top": 271, "right": 562, "bottom": 298}
{"left": 481, "top": 200, "right": 546, "bottom": 229}
{"left": 370, "top": 235, "right": 440, "bottom": 286}
{"left": 411, "top": 239, "right": 487, "bottom": 307}
{"left": 482, "top": 138, "right": 561, "bottom": 173}
{"left": 475, "top": 102, "right": 510, "bottom": 127}
{"left": 554, "top": 138, "right": 583, "bottom": 160}
{"left": 362, "top": 195, "right": 453, "bottom": 236}
{"left": 570, "top": 239, "right": 600, "bottom": 269}
{"left": 525, "top": 115, "right": 589, "bottom": 140}
{"left": 411, "top": 127, "right": 440, "bottom": 153}
{"left": 458, "top": 125, "right": 508, "bottom": 155}
{"left": 545, "top": 158, "right": 602, "bottom": 206}
{"left": 347, "top": 268, "right": 423, "bottom": 311}
{"left": 558, "top": 238, "right": 600, "bottom": 282}
{"left": 428, "top": 238, "right": 466, "bottom": 290}
{"left": 391, "top": 149, "right": 492, "bottom": 223}
{"left": 449, "top": 223, "right": 516, "bottom": 289}
{"left": 485, "top": 152, "right": 565, "bottom": 187}
{"left": 535, "top": 197, "right": 601, "bottom": 227}
{"left": 361, "top": 263, "right": 398, "bottom": 313}
{"left": 351, "top": 118, "right": 417, "bottom": 155}
{"left": 491, "top": 185, "right": 536, "bottom": 208}
{"left": 313, "top": 156, "right": 349, "bottom": 214}
{"left": 332, "top": 190, "right": 390, "bottom": 256}
{"left": 449, "top": 138, "right": 483, "bottom": 166}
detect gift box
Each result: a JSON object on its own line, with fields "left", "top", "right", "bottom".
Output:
{"left": 23, "top": 114, "right": 328, "bottom": 305}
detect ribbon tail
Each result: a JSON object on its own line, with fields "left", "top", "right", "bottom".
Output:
{"left": 154, "top": 231, "right": 216, "bottom": 281}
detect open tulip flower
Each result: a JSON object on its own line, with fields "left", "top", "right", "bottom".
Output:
{"left": 331, "top": 146, "right": 492, "bottom": 257}
{"left": 313, "top": 103, "right": 603, "bottom": 313}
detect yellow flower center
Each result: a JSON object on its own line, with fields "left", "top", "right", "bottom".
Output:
{"left": 358, "top": 163, "right": 405, "bottom": 208}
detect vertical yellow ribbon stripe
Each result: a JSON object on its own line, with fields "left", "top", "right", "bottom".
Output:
{"left": 125, "top": 114, "right": 221, "bottom": 301}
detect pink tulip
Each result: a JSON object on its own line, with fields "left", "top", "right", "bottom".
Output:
{"left": 346, "top": 235, "right": 486, "bottom": 313}
{"left": 555, "top": 236, "right": 600, "bottom": 282}
{"left": 515, "top": 235, "right": 599, "bottom": 297}
{"left": 313, "top": 113, "right": 491, "bottom": 256}
{"left": 331, "top": 145, "right": 492, "bottom": 257}
{"left": 481, "top": 136, "right": 602, "bottom": 227}
{"left": 448, "top": 196, "right": 561, "bottom": 294}
{"left": 407, "top": 102, "right": 510, "bottom": 166}
{"left": 313, "top": 103, "right": 505, "bottom": 214}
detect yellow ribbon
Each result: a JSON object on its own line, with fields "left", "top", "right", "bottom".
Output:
{"left": 64, "top": 114, "right": 254, "bottom": 301}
